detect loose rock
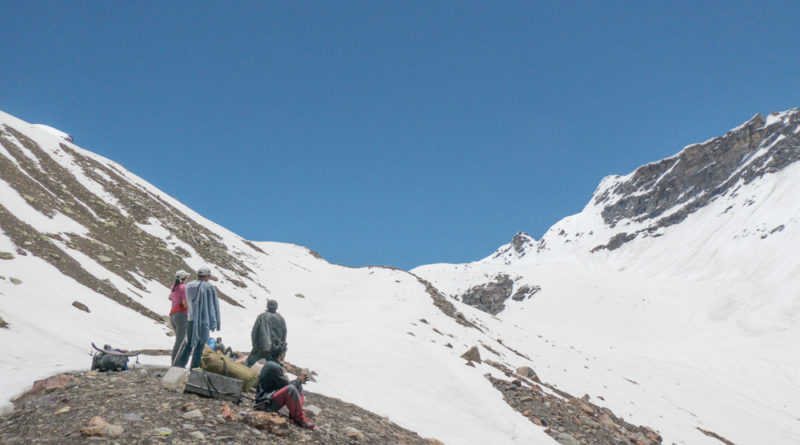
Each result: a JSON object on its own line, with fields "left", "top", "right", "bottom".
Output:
{"left": 182, "top": 409, "right": 203, "bottom": 420}
{"left": 14, "top": 374, "right": 74, "bottom": 402}
{"left": 72, "top": 301, "right": 90, "bottom": 313}
{"left": 221, "top": 404, "right": 238, "bottom": 421}
{"left": 556, "top": 432, "right": 580, "bottom": 445}
{"left": 123, "top": 412, "right": 143, "bottom": 422}
{"left": 516, "top": 366, "right": 537, "bottom": 379}
{"left": 154, "top": 427, "right": 173, "bottom": 436}
{"left": 80, "top": 416, "right": 124, "bottom": 438}
{"left": 460, "top": 346, "right": 482, "bottom": 363}
{"left": 344, "top": 426, "right": 365, "bottom": 441}
{"left": 305, "top": 404, "right": 322, "bottom": 418}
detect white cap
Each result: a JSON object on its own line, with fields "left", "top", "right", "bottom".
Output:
{"left": 197, "top": 266, "right": 212, "bottom": 277}
{"left": 175, "top": 270, "right": 190, "bottom": 280}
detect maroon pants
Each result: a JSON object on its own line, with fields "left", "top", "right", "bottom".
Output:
{"left": 269, "top": 385, "right": 307, "bottom": 424}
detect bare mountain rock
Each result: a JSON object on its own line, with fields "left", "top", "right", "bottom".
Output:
{"left": 459, "top": 274, "right": 514, "bottom": 315}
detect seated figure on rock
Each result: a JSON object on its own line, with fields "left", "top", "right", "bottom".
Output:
{"left": 253, "top": 344, "right": 313, "bottom": 430}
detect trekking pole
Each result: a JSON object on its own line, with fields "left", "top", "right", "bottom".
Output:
{"left": 172, "top": 337, "right": 188, "bottom": 367}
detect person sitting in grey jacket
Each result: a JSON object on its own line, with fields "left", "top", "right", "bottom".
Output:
{"left": 245, "top": 299, "right": 286, "bottom": 366}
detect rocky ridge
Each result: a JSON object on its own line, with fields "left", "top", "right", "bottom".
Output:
{"left": 482, "top": 109, "right": 800, "bottom": 259}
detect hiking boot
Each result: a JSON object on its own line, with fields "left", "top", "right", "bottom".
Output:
{"left": 296, "top": 420, "right": 315, "bottom": 430}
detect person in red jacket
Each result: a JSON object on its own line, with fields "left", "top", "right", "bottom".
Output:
{"left": 169, "top": 270, "right": 190, "bottom": 363}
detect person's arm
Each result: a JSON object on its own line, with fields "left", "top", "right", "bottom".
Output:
{"left": 289, "top": 371, "right": 306, "bottom": 390}
{"left": 180, "top": 286, "right": 188, "bottom": 309}
{"left": 211, "top": 285, "right": 221, "bottom": 331}
{"left": 277, "top": 367, "right": 301, "bottom": 390}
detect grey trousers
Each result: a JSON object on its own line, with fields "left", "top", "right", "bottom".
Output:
{"left": 170, "top": 312, "right": 188, "bottom": 364}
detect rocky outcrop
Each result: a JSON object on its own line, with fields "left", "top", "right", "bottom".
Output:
{"left": 511, "top": 284, "right": 541, "bottom": 301}
{"left": 454, "top": 274, "right": 541, "bottom": 314}
{"left": 489, "top": 372, "right": 663, "bottom": 445}
{"left": 413, "top": 275, "right": 481, "bottom": 330}
{"left": 490, "top": 232, "right": 536, "bottom": 262}
{"left": 459, "top": 274, "right": 514, "bottom": 315}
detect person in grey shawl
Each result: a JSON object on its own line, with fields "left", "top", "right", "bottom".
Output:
{"left": 245, "top": 299, "right": 287, "bottom": 366}
{"left": 173, "top": 266, "right": 221, "bottom": 369}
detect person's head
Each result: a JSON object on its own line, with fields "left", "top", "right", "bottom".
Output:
{"left": 197, "top": 266, "right": 212, "bottom": 281}
{"left": 173, "top": 270, "right": 190, "bottom": 290}
{"left": 269, "top": 342, "right": 287, "bottom": 362}
{"left": 267, "top": 299, "right": 278, "bottom": 313}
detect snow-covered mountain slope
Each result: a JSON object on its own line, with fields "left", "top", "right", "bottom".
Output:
{"left": 0, "top": 110, "right": 552, "bottom": 444}
{"left": 414, "top": 109, "right": 800, "bottom": 445}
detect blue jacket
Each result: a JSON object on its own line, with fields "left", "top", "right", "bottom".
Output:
{"left": 187, "top": 280, "right": 220, "bottom": 340}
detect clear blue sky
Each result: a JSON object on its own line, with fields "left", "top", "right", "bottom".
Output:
{"left": 2, "top": 2, "right": 799, "bottom": 269}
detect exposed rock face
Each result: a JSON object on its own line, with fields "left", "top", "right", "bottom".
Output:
{"left": 591, "top": 110, "right": 800, "bottom": 250}
{"left": 480, "top": 109, "right": 800, "bottom": 259}
{"left": 490, "top": 232, "right": 535, "bottom": 263}
{"left": 511, "top": 285, "right": 541, "bottom": 301}
{"left": 413, "top": 275, "right": 480, "bottom": 330}
{"left": 459, "top": 274, "right": 514, "bottom": 315}
{"left": 510, "top": 232, "right": 534, "bottom": 254}
{"left": 489, "top": 369, "right": 663, "bottom": 445}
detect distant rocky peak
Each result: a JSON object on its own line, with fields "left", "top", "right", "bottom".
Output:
{"left": 484, "top": 232, "right": 537, "bottom": 264}
{"left": 510, "top": 232, "right": 534, "bottom": 253}
{"left": 491, "top": 108, "right": 800, "bottom": 258}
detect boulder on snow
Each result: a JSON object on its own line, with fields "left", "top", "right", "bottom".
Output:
{"left": 72, "top": 301, "right": 90, "bottom": 313}
{"left": 515, "top": 366, "right": 536, "bottom": 379}
{"left": 460, "top": 346, "right": 481, "bottom": 363}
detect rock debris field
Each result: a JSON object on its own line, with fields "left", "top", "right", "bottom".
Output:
{"left": 0, "top": 366, "right": 443, "bottom": 445}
